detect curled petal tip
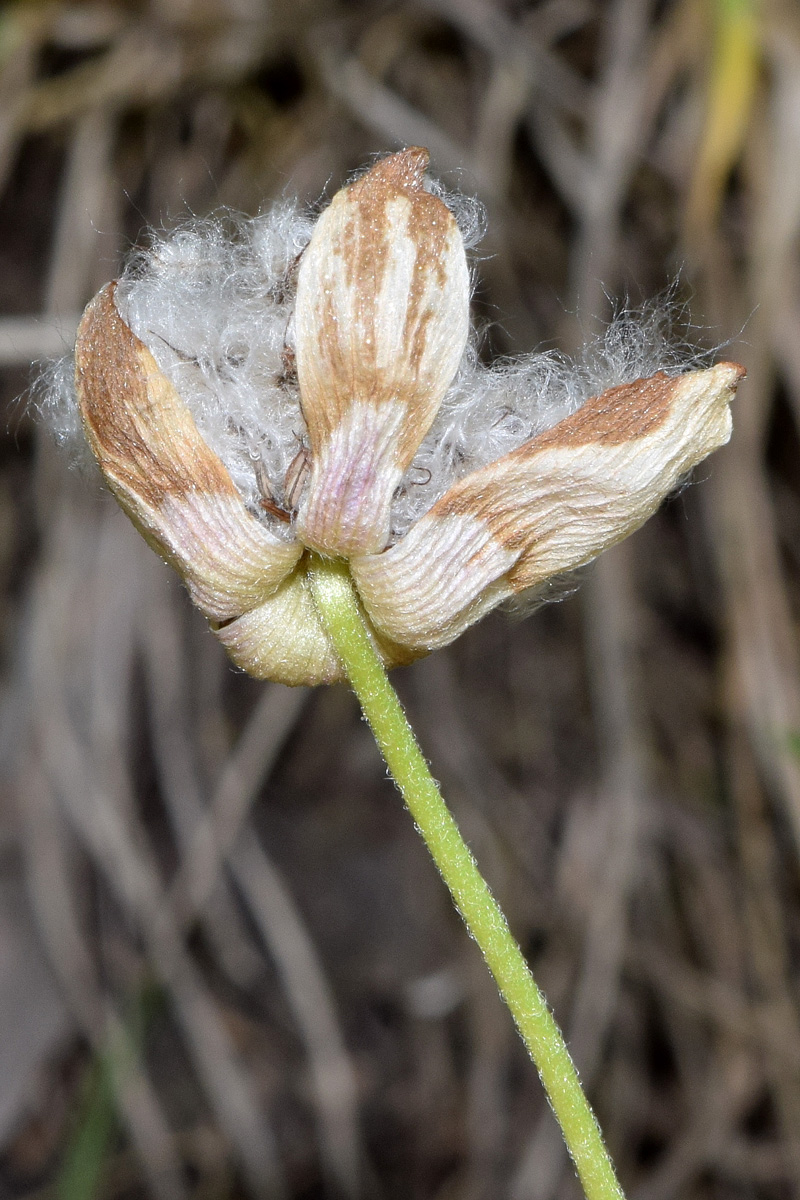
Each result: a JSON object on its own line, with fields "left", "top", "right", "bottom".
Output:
{"left": 720, "top": 361, "right": 747, "bottom": 384}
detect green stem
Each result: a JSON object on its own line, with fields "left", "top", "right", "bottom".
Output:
{"left": 309, "top": 555, "right": 625, "bottom": 1200}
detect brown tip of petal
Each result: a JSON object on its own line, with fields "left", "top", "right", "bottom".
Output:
{"left": 496, "top": 360, "right": 743, "bottom": 582}
{"left": 354, "top": 146, "right": 430, "bottom": 193}
{"left": 76, "top": 283, "right": 236, "bottom": 508}
{"left": 529, "top": 361, "right": 744, "bottom": 453}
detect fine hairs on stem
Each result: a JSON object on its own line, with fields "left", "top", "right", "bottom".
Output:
{"left": 308, "top": 556, "right": 626, "bottom": 1200}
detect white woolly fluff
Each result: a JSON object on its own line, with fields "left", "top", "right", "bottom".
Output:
{"left": 115, "top": 204, "right": 315, "bottom": 536}
{"left": 31, "top": 351, "right": 101, "bottom": 480}
{"left": 35, "top": 173, "right": 707, "bottom": 546}
{"left": 425, "top": 177, "right": 487, "bottom": 250}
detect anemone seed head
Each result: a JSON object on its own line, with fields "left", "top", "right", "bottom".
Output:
{"left": 40, "top": 147, "right": 744, "bottom": 686}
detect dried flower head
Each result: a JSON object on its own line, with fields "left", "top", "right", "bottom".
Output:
{"left": 46, "top": 148, "right": 744, "bottom": 685}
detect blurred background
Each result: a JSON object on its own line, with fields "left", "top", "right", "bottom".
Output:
{"left": 0, "top": 0, "right": 798, "bottom": 1198}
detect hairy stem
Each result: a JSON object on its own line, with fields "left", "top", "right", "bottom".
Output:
{"left": 309, "top": 555, "right": 625, "bottom": 1200}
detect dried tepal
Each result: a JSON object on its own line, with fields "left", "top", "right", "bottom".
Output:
{"left": 50, "top": 148, "right": 744, "bottom": 687}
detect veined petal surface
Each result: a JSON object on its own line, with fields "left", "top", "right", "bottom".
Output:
{"left": 76, "top": 285, "right": 301, "bottom": 621}
{"left": 295, "top": 148, "right": 470, "bottom": 557}
{"left": 214, "top": 568, "right": 343, "bottom": 686}
{"left": 353, "top": 363, "right": 744, "bottom": 649}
